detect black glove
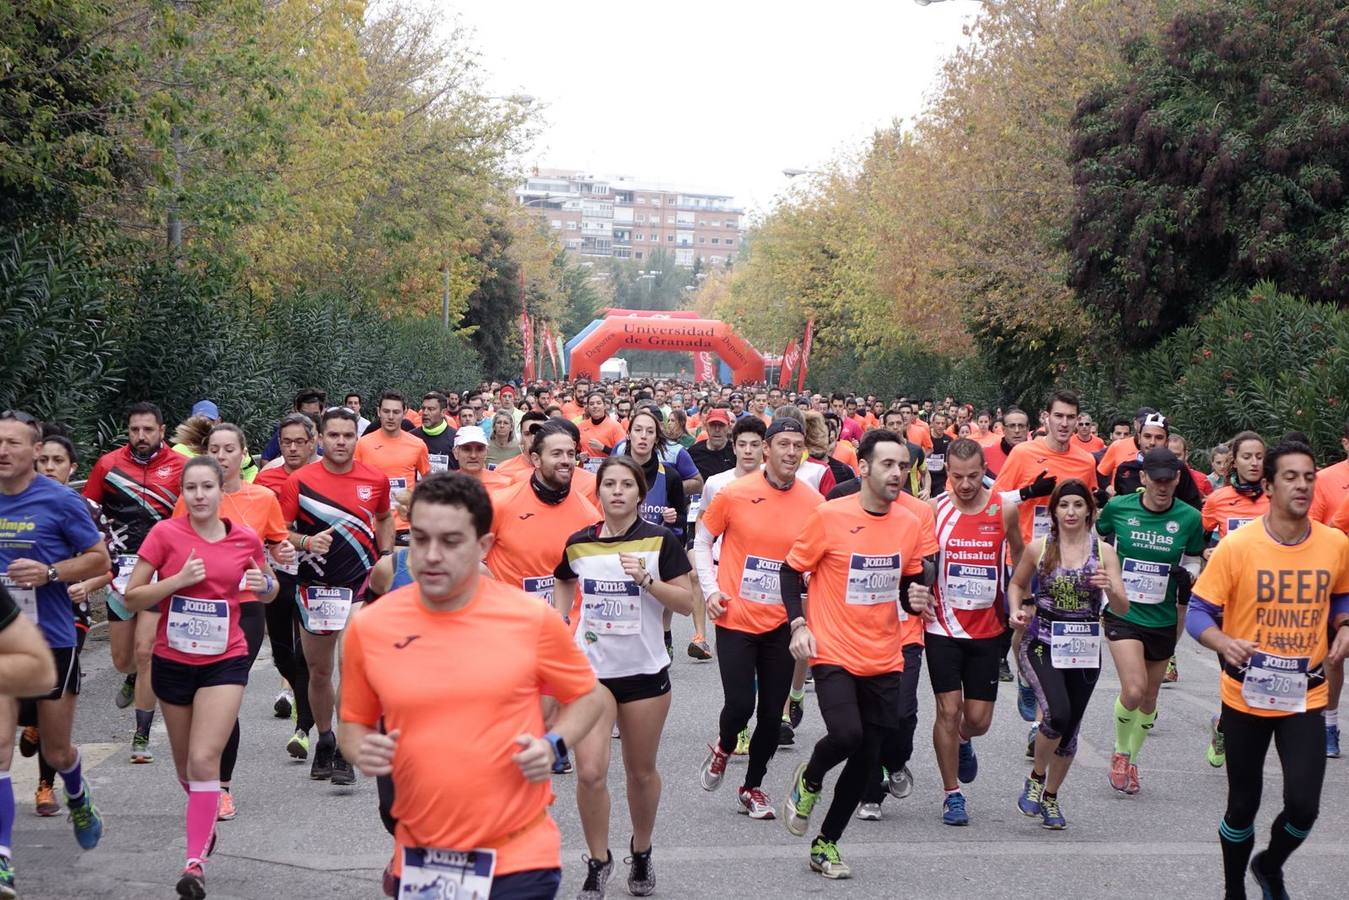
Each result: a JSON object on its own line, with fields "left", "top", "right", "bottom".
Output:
{"left": 1173, "top": 567, "right": 1193, "bottom": 605}
{"left": 1019, "top": 469, "right": 1057, "bottom": 501}
{"left": 1093, "top": 487, "right": 1111, "bottom": 509}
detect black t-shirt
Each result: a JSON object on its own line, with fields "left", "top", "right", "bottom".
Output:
{"left": 688, "top": 440, "right": 736, "bottom": 481}
{"left": 1112, "top": 460, "right": 1204, "bottom": 511}
{"left": 929, "top": 434, "right": 951, "bottom": 496}
{"left": 412, "top": 425, "right": 459, "bottom": 472}
{"left": 827, "top": 478, "right": 861, "bottom": 501}
{"left": 554, "top": 516, "right": 692, "bottom": 584}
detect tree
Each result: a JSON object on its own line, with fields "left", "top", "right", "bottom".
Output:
{"left": 1068, "top": 0, "right": 1349, "bottom": 351}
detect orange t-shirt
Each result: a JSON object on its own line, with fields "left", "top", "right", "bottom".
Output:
{"left": 786, "top": 494, "right": 924, "bottom": 676}
{"left": 907, "top": 422, "right": 933, "bottom": 452}
{"left": 487, "top": 480, "right": 599, "bottom": 602}
{"left": 1202, "top": 486, "right": 1270, "bottom": 540}
{"left": 494, "top": 454, "right": 533, "bottom": 483}
{"left": 578, "top": 416, "right": 627, "bottom": 458}
{"left": 1310, "top": 459, "right": 1349, "bottom": 524}
{"left": 894, "top": 490, "right": 939, "bottom": 647}
{"left": 701, "top": 472, "right": 823, "bottom": 635}
{"left": 1192, "top": 519, "right": 1349, "bottom": 716}
{"left": 831, "top": 441, "right": 859, "bottom": 471}
{"left": 1074, "top": 434, "right": 1106, "bottom": 453}
{"left": 1096, "top": 438, "right": 1139, "bottom": 480}
{"left": 340, "top": 580, "right": 597, "bottom": 876}
{"left": 355, "top": 430, "right": 431, "bottom": 531}
{"left": 1334, "top": 493, "right": 1349, "bottom": 533}
{"left": 464, "top": 466, "right": 513, "bottom": 492}
{"left": 172, "top": 481, "right": 288, "bottom": 543}
{"left": 560, "top": 401, "right": 583, "bottom": 421}
{"left": 991, "top": 438, "right": 1099, "bottom": 545}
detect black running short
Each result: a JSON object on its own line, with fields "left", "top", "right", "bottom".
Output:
{"left": 151, "top": 653, "right": 250, "bottom": 707}
{"left": 925, "top": 632, "right": 1003, "bottom": 702}
{"left": 21, "top": 645, "right": 80, "bottom": 701}
{"left": 600, "top": 667, "right": 671, "bottom": 705}
{"left": 1103, "top": 613, "right": 1177, "bottom": 662}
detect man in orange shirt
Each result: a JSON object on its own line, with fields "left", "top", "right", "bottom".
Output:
{"left": 486, "top": 421, "right": 599, "bottom": 610}
{"left": 1074, "top": 413, "right": 1105, "bottom": 453}
{"left": 450, "top": 425, "right": 511, "bottom": 492}
{"left": 981, "top": 407, "right": 1030, "bottom": 478}
{"left": 696, "top": 419, "right": 823, "bottom": 819}
{"left": 339, "top": 473, "right": 603, "bottom": 897}
{"left": 779, "top": 430, "right": 932, "bottom": 880}
{"left": 901, "top": 403, "right": 932, "bottom": 453}
{"left": 1310, "top": 421, "right": 1349, "bottom": 524}
{"left": 355, "top": 391, "right": 431, "bottom": 543}
{"left": 578, "top": 391, "right": 627, "bottom": 467}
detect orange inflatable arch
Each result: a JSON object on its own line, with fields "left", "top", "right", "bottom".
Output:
{"left": 569, "top": 316, "right": 765, "bottom": 383}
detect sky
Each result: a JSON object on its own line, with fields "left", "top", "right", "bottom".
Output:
{"left": 446, "top": 0, "right": 981, "bottom": 218}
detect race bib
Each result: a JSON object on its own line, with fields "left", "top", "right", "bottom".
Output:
{"left": 0, "top": 574, "right": 37, "bottom": 623}
{"left": 1032, "top": 506, "right": 1051, "bottom": 540}
{"left": 584, "top": 457, "right": 603, "bottom": 474}
{"left": 927, "top": 454, "right": 945, "bottom": 473}
{"left": 846, "top": 553, "right": 900, "bottom": 606}
{"left": 739, "top": 555, "right": 782, "bottom": 604}
{"left": 400, "top": 847, "right": 495, "bottom": 899}
{"left": 944, "top": 562, "right": 997, "bottom": 610}
{"left": 428, "top": 453, "right": 450, "bottom": 474}
{"left": 582, "top": 577, "right": 641, "bottom": 635}
{"left": 303, "top": 586, "right": 354, "bottom": 632}
{"left": 1226, "top": 517, "right": 1253, "bottom": 535}
{"left": 1241, "top": 653, "right": 1308, "bottom": 713}
{"left": 687, "top": 494, "right": 702, "bottom": 523}
{"left": 523, "top": 575, "right": 555, "bottom": 604}
{"left": 388, "top": 477, "right": 409, "bottom": 495}
{"left": 1050, "top": 621, "right": 1100, "bottom": 669}
{"left": 166, "top": 595, "right": 229, "bottom": 655}
{"left": 1121, "top": 558, "right": 1170, "bottom": 605}
{"left": 113, "top": 554, "right": 139, "bottom": 595}
{"left": 268, "top": 544, "right": 298, "bottom": 576}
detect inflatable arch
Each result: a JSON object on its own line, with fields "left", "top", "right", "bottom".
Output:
{"left": 568, "top": 316, "right": 765, "bottom": 383}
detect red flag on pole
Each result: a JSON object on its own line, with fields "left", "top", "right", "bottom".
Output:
{"left": 778, "top": 338, "right": 800, "bottom": 389}
{"left": 521, "top": 311, "right": 535, "bottom": 382}
{"left": 543, "top": 324, "right": 559, "bottom": 377}
{"left": 796, "top": 318, "right": 814, "bottom": 393}
{"left": 694, "top": 351, "right": 716, "bottom": 383}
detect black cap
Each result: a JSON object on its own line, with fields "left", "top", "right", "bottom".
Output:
{"left": 1134, "top": 406, "right": 1157, "bottom": 421}
{"left": 1141, "top": 447, "right": 1183, "bottom": 480}
{"left": 765, "top": 418, "right": 806, "bottom": 442}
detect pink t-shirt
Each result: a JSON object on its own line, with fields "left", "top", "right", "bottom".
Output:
{"left": 138, "top": 516, "right": 265, "bottom": 665}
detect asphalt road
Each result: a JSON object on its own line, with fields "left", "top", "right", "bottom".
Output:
{"left": 10, "top": 615, "right": 1349, "bottom": 899}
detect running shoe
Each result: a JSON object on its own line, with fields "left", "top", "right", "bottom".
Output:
{"left": 788, "top": 696, "right": 805, "bottom": 728}
{"left": 310, "top": 734, "right": 335, "bottom": 780}
{"left": 1025, "top": 723, "right": 1039, "bottom": 759}
{"left": 0, "top": 854, "right": 13, "bottom": 900}
{"left": 1249, "top": 850, "right": 1288, "bottom": 900}
{"left": 1207, "top": 716, "right": 1226, "bottom": 768}
{"left": 1163, "top": 656, "right": 1178, "bottom": 685}
{"left": 808, "top": 838, "right": 851, "bottom": 879}
{"left": 1040, "top": 793, "right": 1066, "bottom": 829}
{"left": 1327, "top": 724, "right": 1341, "bottom": 759}
{"left": 855, "top": 802, "right": 882, "bottom": 821}
{"left": 175, "top": 861, "right": 206, "bottom": 900}
{"left": 273, "top": 689, "right": 294, "bottom": 719}
{"left": 18, "top": 726, "right": 39, "bottom": 758}
{"left": 287, "top": 728, "right": 310, "bottom": 761}
{"left": 1017, "top": 775, "right": 1044, "bottom": 817}
{"left": 997, "top": 657, "right": 1014, "bottom": 683}
{"left": 887, "top": 764, "right": 913, "bottom": 800}
{"left": 577, "top": 852, "right": 613, "bottom": 900}
{"left": 700, "top": 741, "right": 730, "bottom": 791}
{"left": 1108, "top": 751, "right": 1131, "bottom": 793}
{"left": 35, "top": 779, "right": 60, "bottom": 817}
{"left": 330, "top": 748, "right": 356, "bottom": 785}
{"left": 626, "top": 841, "right": 655, "bottom": 897}
{"left": 736, "top": 786, "right": 775, "bottom": 819}
{"left": 664, "top": 635, "right": 674, "bottom": 659}
{"left": 778, "top": 718, "right": 795, "bottom": 746}
{"left": 382, "top": 857, "right": 398, "bottom": 898}
{"left": 958, "top": 740, "right": 978, "bottom": 783}
{"left": 611, "top": 722, "right": 621, "bottom": 740}
{"left": 686, "top": 636, "right": 712, "bottom": 661}
{"left": 942, "top": 791, "right": 969, "bottom": 826}
{"left": 552, "top": 755, "right": 573, "bottom": 775}
{"left": 783, "top": 762, "right": 820, "bottom": 837}
{"left": 66, "top": 780, "right": 103, "bottom": 849}
{"left": 115, "top": 674, "right": 136, "bottom": 710}
{"left": 130, "top": 732, "right": 153, "bottom": 764}
{"left": 1016, "top": 677, "right": 1037, "bottom": 722}
{"left": 1126, "top": 763, "right": 1141, "bottom": 796}
{"left": 217, "top": 791, "right": 237, "bottom": 821}
{"left": 733, "top": 728, "right": 750, "bottom": 755}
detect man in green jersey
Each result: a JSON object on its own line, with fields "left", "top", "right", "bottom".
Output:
{"left": 1098, "top": 448, "right": 1206, "bottom": 794}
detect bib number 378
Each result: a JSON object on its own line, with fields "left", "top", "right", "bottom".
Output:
{"left": 401, "top": 846, "right": 495, "bottom": 900}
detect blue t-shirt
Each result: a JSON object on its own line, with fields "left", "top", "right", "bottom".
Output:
{"left": 612, "top": 441, "right": 698, "bottom": 483}
{"left": 0, "top": 475, "right": 102, "bottom": 648}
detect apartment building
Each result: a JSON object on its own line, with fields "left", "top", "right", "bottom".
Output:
{"left": 516, "top": 169, "right": 743, "bottom": 267}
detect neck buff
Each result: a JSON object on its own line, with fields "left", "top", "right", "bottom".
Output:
{"left": 422, "top": 419, "right": 448, "bottom": 436}
{"left": 530, "top": 471, "right": 570, "bottom": 505}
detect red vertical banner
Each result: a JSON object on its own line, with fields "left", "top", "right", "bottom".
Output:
{"left": 694, "top": 351, "right": 715, "bottom": 382}
{"left": 778, "top": 338, "right": 799, "bottom": 389}
{"left": 521, "top": 311, "right": 535, "bottom": 382}
{"left": 543, "top": 324, "right": 559, "bottom": 378}
{"left": 796, "top": 318, "right": 813, "bottom": 393}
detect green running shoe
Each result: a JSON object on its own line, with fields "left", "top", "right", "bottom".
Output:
{"left": 783, "top": 763, "right": 820, "bottom": 837}
{"left": 809, "top": 838, "right": 850, "bottom": 879}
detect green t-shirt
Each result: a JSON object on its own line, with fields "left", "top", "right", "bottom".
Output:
{"left": 1096, "top": 491, "right": 1206, "bottom": 628}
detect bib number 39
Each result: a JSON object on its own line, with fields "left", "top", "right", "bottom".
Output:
{"left": 400, "top": 846, "right": 495, "bottom": 900}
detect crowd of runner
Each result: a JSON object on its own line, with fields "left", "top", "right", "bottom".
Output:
{"left": 1, "top": 377, "right": 1348, "bottom": 900}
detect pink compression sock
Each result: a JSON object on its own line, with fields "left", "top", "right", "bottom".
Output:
{"left": 185, "top": 780, "right": 219, "bottom": 863}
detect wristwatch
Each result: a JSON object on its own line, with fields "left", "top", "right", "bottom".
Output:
{"left": 544, "top": 731, "right": 568, "bottom": 765}
{"left": 46, "top": 565, "right": 61, "bottom": 585}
